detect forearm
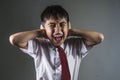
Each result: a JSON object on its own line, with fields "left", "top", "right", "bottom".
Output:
{"left": 69, "top": 29, "right": 104, "bottom": 46}
{"left": 9, "top": 29, "right": 45, "bottom": 47}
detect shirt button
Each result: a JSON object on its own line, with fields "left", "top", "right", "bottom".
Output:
{"left": 55, "top": 58, "right": 60, "bottom": 68}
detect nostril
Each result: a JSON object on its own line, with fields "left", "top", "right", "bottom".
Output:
{"left": 55, "top": 29, "right": 61, "bottom": 33}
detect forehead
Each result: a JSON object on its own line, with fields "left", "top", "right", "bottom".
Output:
{"left": 45, "top": 18, "right": 67, "bottom": 24}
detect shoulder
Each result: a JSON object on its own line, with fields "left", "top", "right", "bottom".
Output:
{"left": 34, "top": 38, "right": 53, "bottom": 48}
{"left": 63, "top": 36, "right": 84, "bottom": 50}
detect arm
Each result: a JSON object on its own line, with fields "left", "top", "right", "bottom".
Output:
{"left": 68, "top": 29, "right": 104, "bottom": 48}
{"left": 9, "top": 29, "right": 46, "bottom": 49}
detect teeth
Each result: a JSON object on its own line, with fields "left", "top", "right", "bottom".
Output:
{"left": 53, "top": 33, "right": 63, "bottom": 37}
{"left": 53, "top": 35, "right": 62, "bottom": 37}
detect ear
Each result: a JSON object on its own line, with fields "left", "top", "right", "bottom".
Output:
{"left": 69, "top": 22, "right": 71, "bottom": 29}
{"left": 40, "top": 24, "right": 44, "bottom": 29}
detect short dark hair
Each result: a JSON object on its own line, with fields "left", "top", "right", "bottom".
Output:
{"left": 41, "top": 5, "right": 69, "bottom": 23}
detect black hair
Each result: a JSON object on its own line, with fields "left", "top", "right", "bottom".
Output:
{"left": 41, "top": 5, "right": 69, "bottom": 23}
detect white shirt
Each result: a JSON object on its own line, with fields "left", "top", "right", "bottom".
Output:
{"left": 20, "top": 37, "right": 89, "bottom": 80}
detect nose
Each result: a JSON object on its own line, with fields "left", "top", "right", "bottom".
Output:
{"left": 54, "top": 24, "right": 61, "bottom": 34}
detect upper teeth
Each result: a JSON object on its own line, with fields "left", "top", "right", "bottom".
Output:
{"left": 53, "top": 35, "right": 62, "bottom": 37}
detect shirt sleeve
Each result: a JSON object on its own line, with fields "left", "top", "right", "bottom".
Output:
{"left": 65, "top": 37, "right": 91, "bottom": 58}
{"left": 19, "top": 39, "right": 38, "bottom": 58}
{"left": 80, "top": 39, "right": 92, "bottom": 58}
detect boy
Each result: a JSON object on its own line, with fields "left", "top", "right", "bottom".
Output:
{"left": 9, "top": 5, "right": 104, "bottom": 80}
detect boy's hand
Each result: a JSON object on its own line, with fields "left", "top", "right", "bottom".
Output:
{"left": 68, "top": 29, "right": 74, "bottom": 37}
{"left": 40, "top": 24, "right": 44, "bottom": 29}
{"left": 37, "top": 29, "right": 47, "bottom": 38}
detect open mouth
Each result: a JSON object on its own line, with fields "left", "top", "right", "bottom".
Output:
{"left": 53, "top": 36, "right": 62, "bottom": 42}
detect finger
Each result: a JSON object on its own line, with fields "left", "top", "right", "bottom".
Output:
{"left": 69, "top": 22, "right": 71, "bottom": 29}
{"left": 40, "top": 24, "right": 44, "bottom": 29}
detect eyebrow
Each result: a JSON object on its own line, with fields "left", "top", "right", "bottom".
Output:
{"left": 48, "top": 21, "right": 67, "bottom": 25}
{"left": 49, "top": 22, "right": 56, "bottom": 24}
{"left": 60, "top": 22, "right": 67, "bottom": 24}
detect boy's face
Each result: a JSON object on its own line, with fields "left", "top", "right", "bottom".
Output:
{"left": 43, "top": 18, "right": 69, "bottom": 46}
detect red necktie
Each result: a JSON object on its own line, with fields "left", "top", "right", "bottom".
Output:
{"left": 57, "top": 46, "right": 71, "bottom": 80}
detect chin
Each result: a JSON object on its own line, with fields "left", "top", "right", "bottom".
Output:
{"left": 52, "top": 38, "right": 65, "bottom": 46}
{"left": 52, "top": 41, "right": 64, "bottom": 46}
{"left": 53, "top": 43, "right": 62, "bottom": 46}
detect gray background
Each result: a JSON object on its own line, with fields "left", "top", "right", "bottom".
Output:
{"left": 0, "top": 0, "right": 120, "bottom": 80}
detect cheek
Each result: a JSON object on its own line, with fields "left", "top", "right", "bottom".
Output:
{"left": 46, "top": 29, "right": 53, "bottom": 36}
{"left": 46, "top": 29, "right": 52, "bottom": 33}
{"left": 63, "top": 28, "right": 69, "bottom": 35}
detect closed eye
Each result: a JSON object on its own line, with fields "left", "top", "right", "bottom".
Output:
{"left": 49, "top": 23, "right": 56, "bottom": 28}
{"left": 60, "top": 22, "right": 67, "bottom": 27}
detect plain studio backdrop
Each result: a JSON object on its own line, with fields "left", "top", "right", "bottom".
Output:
{"left": 0, "top": 0, "right": 120, "bottom": 80}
